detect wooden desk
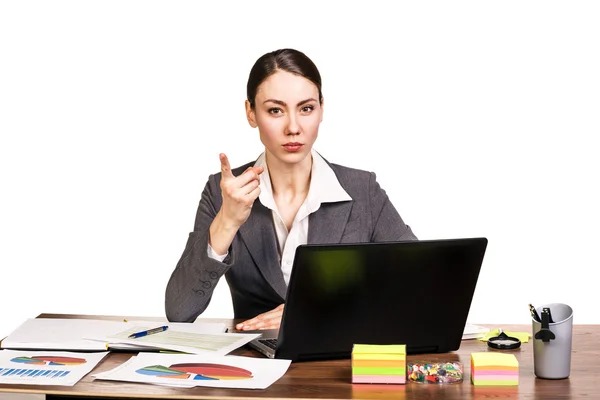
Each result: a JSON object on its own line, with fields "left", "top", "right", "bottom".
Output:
{"left": 1, "top": 314, "right": 599, "bottom": 399}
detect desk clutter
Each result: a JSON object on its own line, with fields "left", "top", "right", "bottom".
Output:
{"left": 1, "top": 318, "right": 528, "bottom": 390}
{"left": 351, "top": 344, "right": 519, "bottom": 387}
{"left": 0, "top": 317, "right": 290, "bottom": 389}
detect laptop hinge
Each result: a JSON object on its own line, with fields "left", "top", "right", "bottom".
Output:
{"left": 297, "top": 351, "right": 350, "bottom": 362}
{"left": 406, "top": 345, "right": 439, "bottom": 354}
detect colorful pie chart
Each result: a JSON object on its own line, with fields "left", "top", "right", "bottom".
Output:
{"left": 136, "top": 363, "right": 253, "bottom": 381}
{"left": 11, "top": 356, "right": 87, "bottom": 366}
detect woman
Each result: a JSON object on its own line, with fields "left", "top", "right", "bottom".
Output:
{"left": 165, "top": 48, "right": 417, "bottom": 330}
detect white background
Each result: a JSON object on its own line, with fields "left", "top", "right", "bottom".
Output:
{"left": 1, "top": 1, "right": 599, "bottom": 338}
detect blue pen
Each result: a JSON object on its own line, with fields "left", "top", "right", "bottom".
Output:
{"left": 128, "top": 325, "right": 169, "bottom": 339}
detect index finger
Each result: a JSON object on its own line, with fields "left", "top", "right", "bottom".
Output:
{"left": 219, "top": 153, "right": 234, "bottom": 180}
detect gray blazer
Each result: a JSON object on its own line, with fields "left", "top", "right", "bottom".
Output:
{"left": 165, "top": 159, "right": 417, "bottom": 322}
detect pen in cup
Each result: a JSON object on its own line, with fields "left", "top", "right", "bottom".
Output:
{"left": 128, "top": 325, "right": 169, "bottom": 339}
{"left": 529, "top": 304, "right": 541, "bottom": 322}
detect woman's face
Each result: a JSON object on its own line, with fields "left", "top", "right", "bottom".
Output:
{"left": 246, "top": 70, "right": 323, "bottom": 167}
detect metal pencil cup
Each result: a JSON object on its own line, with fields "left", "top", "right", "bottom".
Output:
{"left": 532, "top": 303, "right": 573, "bottom": 379}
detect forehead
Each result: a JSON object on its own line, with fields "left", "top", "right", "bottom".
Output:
{"left": 256, "top": 70, "right": 319, "bottom": 102}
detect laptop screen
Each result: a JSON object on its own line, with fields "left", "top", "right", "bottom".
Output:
{"left": 274, "top": 238, "right": 488, "bottom": 361}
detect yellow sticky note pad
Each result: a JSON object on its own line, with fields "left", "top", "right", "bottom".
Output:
{"left": 352, "top": 344, "right": 406, "bottom": 354}
{"left": 351, "top": 344, "right": 406, "bottom": 385}
{"left": 471, "top": 352, "right": 518, "bottom": 386}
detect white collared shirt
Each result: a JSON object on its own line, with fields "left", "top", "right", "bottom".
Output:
{"left": 208, "top": 149, "right": 352, "bottom": 285}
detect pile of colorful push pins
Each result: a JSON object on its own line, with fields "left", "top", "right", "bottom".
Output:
{"left": 407, "top": 361, "right": 464, "bottom": 384}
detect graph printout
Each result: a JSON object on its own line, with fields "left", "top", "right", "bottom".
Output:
{"left": 0, "top": 350, "right": 108, "bottom": 386}
{"left": 93, "top": 353, "right": 291, "bottom": 389}
{"left": 94, "top": 325, "right": 259, "bottom": 356}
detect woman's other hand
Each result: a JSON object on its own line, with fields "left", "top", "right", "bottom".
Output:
{"left": 236, "top": 304, "right": 284, "bottom": 330}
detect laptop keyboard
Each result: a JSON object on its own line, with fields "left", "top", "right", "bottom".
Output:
{"left": 259, "top": 338, "right": 277, "bottom": 350}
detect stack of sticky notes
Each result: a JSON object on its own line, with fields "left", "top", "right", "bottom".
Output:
{"left": 351, "top": 344, "right": 406, "bottom": 384}
{"left": 470, "top": 352, "right": 519, "bottom": 386}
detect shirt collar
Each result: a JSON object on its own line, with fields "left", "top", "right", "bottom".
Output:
{"left": 255, "top": 149, "right": 352, "bottom": 213}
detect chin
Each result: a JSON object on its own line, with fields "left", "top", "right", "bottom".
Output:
{"left": 278, "top": 150, "right": 311, "bottom": 164}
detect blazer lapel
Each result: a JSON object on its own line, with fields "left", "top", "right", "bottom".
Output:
{"left": 238, "top": 201, "right": 287, "bottom": 299}
{"left": 308, "top": 201, "right": 354, "bottom": 244}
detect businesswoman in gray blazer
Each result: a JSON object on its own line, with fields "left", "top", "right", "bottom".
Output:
{"left": 165, "top": 48, "right": 417, "bottom": 330}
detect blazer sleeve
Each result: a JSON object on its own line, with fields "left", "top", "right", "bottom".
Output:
{"left": 368, "top": 172, "right": 418, "bottom": 242}
{"left": 165, "top": 174, "right": 235, "bottom": 322}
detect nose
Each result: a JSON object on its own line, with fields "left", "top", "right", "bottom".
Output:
{"left": 286, "top": 114, "right": 300, "bottom": 136}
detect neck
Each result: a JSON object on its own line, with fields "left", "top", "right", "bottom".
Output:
{"left": 265, "top": 151, "right": 312, "bottom": 198}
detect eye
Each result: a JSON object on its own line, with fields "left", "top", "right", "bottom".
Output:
{"left": 301, "top": 105, "right": 314, "bottom": 113}
{"left": 268, "top": 107, "right": 283, "bottom": 115}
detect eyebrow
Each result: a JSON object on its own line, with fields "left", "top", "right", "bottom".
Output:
{"left": 263, "top": 98, "right": 318, "bottom": 107}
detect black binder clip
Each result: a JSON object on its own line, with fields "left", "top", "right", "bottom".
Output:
{"left": 542, "top": 307, "right": 555, "bottom": 323}
{"left": 534, "top": 308, "right": 556, "bottom": 343}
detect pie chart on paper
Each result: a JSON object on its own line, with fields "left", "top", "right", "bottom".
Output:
{"left": 136, "top": 363, "right": 253, "bottom": 381}
{"left": 11, "top": 356, "right": 87, "bottom": 366}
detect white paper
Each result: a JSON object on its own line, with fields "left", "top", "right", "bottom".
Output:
{"left": 93, "top": 353, "right": 291, "bottom": 389}
{"left": 0, "top": 318, "right": 126, "bottom": 351}
{"left": 462, "top": 323, "right": 490, "bottom": 340}
{"left": 0, "top": 350, "right": 108, "bottom": 386}
{"left": 89, "top": 324, "right": 259, "bottom": 355}
{"left": 96, "top": 320, "right": 228, "bottom": 352}
{"left": 1, "top": 318, "right": 228, "bottom": 353}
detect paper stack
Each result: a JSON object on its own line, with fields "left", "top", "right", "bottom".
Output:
{"left": 462, "top": 324, "right": 490, "bottom": 340}
{"left": 0, "top": 318, "right": 258, "bottom": 356}
{"left": 470, "top": 352, "right": 519, "bottom": 386}
{"left": 351, "top": 344, "right": 406, "bottom": 384}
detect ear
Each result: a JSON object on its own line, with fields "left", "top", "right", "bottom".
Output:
{"left": 319, "top": 97, "right": 325, "bottom": 123}
{"left": 245, "top": 100, "right": 257, "bottom": 128}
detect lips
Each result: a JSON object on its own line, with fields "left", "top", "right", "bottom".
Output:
{"left": 282, "top": 143, "right": 303, "bottom": 152}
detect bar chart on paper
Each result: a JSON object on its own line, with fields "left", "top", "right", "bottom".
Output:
{"left": 0, "top": 356, "right": 87, "bottom": 382}
{"left": 0, "top": 367, "right": 72, "bottom": 379}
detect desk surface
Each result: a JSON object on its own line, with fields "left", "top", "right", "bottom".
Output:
{"left": 1, "top": 314, "right": 599, "bottom": 399}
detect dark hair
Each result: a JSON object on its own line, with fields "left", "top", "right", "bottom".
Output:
{"left": 246, "top": 48, "right": 323, "bottom": 109}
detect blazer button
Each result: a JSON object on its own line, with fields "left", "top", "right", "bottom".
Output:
{"left": 209, "top": 271, "right": 218, "bottom": 279}
{"left": 203, "top": 281, "right": 211, "bottom": 289}
{"left": 196, "top": 290, "right": 205, "bottom": 297}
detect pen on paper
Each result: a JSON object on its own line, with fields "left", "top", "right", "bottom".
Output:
{"left": 128, "top": 326, "right": 169, "bottom": 339}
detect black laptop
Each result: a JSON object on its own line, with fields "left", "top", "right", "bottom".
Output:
{"left": 247, "top": 237, "right": 488, "bottom": 361}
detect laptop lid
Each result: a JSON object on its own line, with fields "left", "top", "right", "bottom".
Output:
{"left": 273, "top": 237, "right": 487, "bottom": 361}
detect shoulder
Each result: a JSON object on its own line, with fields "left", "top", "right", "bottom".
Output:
{"left": 322, "top": 158, "right": 380, "bottom": 202}
{"left": 328, "top": 162, "right": 374, "bottom": 184}
{"left": 322, "top": 156, "right": 375, "bottom": 186}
